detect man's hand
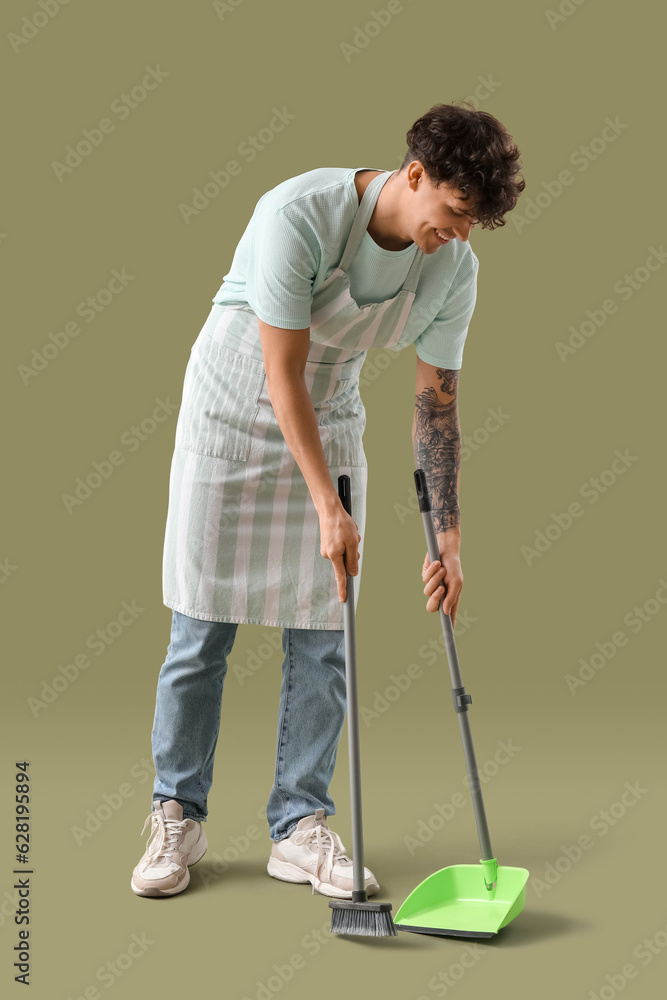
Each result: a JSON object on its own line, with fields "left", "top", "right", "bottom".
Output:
{"left": 422, "top": 548, "right": 463, "bottom": 626}
{"left": 318, "top": 500, "right": 361, "bottom": 604}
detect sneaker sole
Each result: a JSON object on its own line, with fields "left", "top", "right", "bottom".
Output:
{"left": 131, "top": 833, "right": 208, "bottom": 897}
{"left": 266, "top": 858, "right": 379, "bottom": 899}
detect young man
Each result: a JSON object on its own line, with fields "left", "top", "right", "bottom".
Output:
{"left": 131, "top": 102, "right": 525, "bottom": 898}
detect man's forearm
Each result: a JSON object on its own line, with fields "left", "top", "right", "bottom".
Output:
{"left": 412, "top": 368, "right": 462, "bottom": 537}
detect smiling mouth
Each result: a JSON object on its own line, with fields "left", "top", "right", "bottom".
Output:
{"left": 434, "top": 229, "right": 451, "bottom": 244}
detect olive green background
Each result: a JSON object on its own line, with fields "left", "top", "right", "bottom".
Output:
{"left": 2, "top": 0, "right": 665, "bottom": 997}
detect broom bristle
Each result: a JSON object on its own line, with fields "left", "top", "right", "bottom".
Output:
{"left": 329, "top": 901, "right": 398, "bottom": 937}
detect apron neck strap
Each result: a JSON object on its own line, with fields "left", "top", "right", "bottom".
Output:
{"left": 340, "top": 169, "right": 425, "bottom": 293}
{"left": 339, "top": 169, "right": 394, "bottom": 271}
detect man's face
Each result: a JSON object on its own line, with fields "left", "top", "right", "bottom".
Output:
{"left": 405, "top": 161, "right": 479, "bottom": 254}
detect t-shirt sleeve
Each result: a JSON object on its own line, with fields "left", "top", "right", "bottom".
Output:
{"left": 245, "top": 194, "right": 320, "bottom": 330}
{"left": 413, "top": 252, "right": 479, "bottom": 370}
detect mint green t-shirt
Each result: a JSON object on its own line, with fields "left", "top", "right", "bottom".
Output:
{"left": 212, "top": 167, "right": 479, "bottom": 370}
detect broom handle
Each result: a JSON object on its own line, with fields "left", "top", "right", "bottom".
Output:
{"left": 414, "top": 469, "right": 494, "bottom": 866}
{"left": 338, "top": 475, "right": 367, "bottom": 901}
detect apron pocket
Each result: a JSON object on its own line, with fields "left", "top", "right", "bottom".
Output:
{"left": 332, "top": 375, "right": 357, "bottom": 397}
{"left": 318, "top": 379, "right": 367, "bottom": 468}
{"left": 177, "top": 338, "right": 265, "bottom": 461}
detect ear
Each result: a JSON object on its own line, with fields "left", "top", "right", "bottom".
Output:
{"left": 406, "top": 159, "right": 424, "bottom": 192}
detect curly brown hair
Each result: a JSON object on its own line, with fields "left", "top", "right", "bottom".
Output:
{"left": 399, "top": 102, "right": 525, "bottom": 230}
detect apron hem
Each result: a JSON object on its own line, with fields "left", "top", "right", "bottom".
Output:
{"left": 163, "top": 600, "right": 344, "bottom": 631}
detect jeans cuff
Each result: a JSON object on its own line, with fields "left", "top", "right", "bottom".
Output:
{"left": 153, "top": 799, "right": 206, "bottom": 823}
{"left": 274, "top": 820, "right": 298, "bottom": 842}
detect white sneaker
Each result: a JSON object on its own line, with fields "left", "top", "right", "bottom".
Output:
{"left": 131, "top": 799, "right": 207, "bottom": 897}
{"left": 267, "top": 809, "right": 380, "bottom": 899}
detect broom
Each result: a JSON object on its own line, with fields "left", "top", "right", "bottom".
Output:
{"left": 329, "top": 474, "right": 396, "bottom": 937}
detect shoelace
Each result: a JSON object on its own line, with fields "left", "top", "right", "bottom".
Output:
{"left": 139, "top": 812, "right": 188, "bottom": 866}
{"left": 290, "top": 823, "right": 350, "bottom": 894}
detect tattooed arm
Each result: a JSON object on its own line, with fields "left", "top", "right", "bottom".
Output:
{"left": 413, "top": 357, "right": 464, "bottom": 623}
{"left": 413, "top": 362, "right": 462, "bottom": 531}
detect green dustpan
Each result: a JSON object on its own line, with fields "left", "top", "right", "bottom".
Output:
{"left": 394, "top": 863, "right": 529, "bottom": 938}
{"left": 394, "top": 471, "right": 530, "bottom": 939}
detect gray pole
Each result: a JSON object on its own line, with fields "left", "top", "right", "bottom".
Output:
{"left": 415, "top": 469, "right": 494, "bottom": 866}
{"left": 342, "top": 565, "right": 366, "bottom": 895}
{"left": 338, "top": 475, "right": 366, "bottom": 899}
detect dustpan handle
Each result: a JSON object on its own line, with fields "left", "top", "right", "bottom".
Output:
{"left": 414, "top": 469, "right": 495, "bottom": 872}
{"left": 338, "top": 474, "right": 367, "bottom": 900}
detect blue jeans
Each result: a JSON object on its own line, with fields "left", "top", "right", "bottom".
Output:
{"left": 151, "top": 610, "right": 347, "bottom": 841}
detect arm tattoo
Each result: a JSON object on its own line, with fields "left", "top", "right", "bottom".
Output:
{"left": 413, "top": 368, "right": 461, "bottom": 532}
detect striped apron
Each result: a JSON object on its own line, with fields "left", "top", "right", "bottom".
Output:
{"left": 162, "top": 168, "right": 425, "bottom": 629}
